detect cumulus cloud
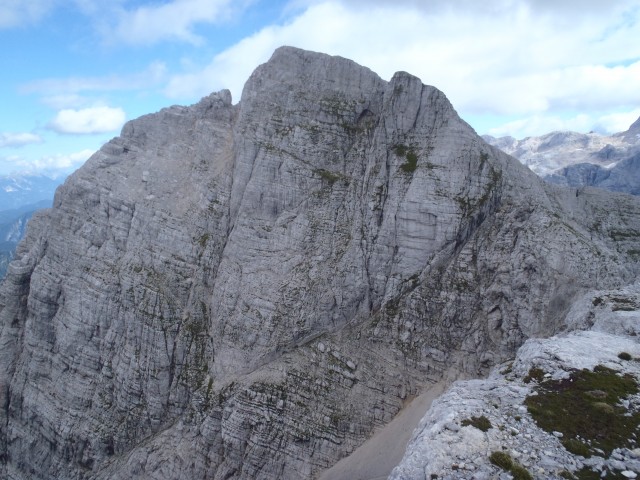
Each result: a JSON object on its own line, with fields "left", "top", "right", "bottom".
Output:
{"left": 163, "top": 0, "right": 640, "bottom": 130}
{"left": 108, "top": 0, "right": 250, "bottom": 46}
{"left": 0, "top": 132, "right": 43, "bottom": 148}
{"left": 0, "top": 0, "right": 54, "bottom": 29}
{"left": 3, "top": 149, "right": 94, "bottom": 177}
{"left": 48, "top": 106, "right": 126, "bottom": 135}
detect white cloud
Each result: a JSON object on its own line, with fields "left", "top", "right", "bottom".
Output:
{"left": 594, "top": 109, "right": 640, "bottom": 134}
{"left": 48, "top": 107, "right": 126, "bottom": 135}
{"left": 108, "top": 0, "right": 249, "bottom": 46}
{"left": 0, "top": 0, "right": 54, "bottom": 29}
{"left": 488, "top": 115, "right": 595, "bottom": 139}
{"left": 0, "top": 132, "right": 43, "bottom": 148}
{"left": 21, "top": 62, "right": 168, "bottom": 95}
{"left": 3, "top": 149, "right": 94, "bottom": 177}
{"left": 41, "top": 93, "right": 91, "bottom": 110}
{"left": 163, "top": 0, "right": 640, "bottom": 128}
{"left": 487, "top": 108, "right": 640, "bottom": 139}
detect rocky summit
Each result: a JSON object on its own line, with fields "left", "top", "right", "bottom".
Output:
{"left": 1, "top": 47, "right": 640, "bottom": 480}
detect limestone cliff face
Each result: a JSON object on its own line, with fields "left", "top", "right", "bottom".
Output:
{"left": 1, "top": 47, "right": 640, "bottom": 479}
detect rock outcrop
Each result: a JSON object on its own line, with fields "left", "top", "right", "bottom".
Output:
{"left": 1, "top": 46, "right": 640, "bottom": 479}
{"left": 390, "top": 283, "right": 640, "bottom": 479}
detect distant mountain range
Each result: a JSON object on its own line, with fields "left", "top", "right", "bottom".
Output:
{"left": 0, "top": 174, "right": 63, "bottom": 279}
{"left": 483, "top": 116, "right": 640, "bottom": 195}
{"left": 0, "top": 199, "right": 52, "bottom": 278}
{"left": 0, "top": 174, "right": 64, "bottom": 211}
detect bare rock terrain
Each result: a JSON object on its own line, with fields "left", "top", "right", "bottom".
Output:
{"left": 391, "top": 284, "right": 640, "bottom": 479}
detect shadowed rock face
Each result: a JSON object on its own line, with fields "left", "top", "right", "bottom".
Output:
{"left": 1, "top": 46, "right": 640, "bottom": 480}
{"left": 545, "top": 151, "right": 640, "bottom": 195}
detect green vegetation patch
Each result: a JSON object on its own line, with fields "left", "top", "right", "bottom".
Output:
{"left": 314, "top": 168, "right": 346, "bottom": 185}
{"left": 461, "top": 415, "right": 492, "bottom": 432}
{"left": 523, "top": 366, "right": 545, "bottom": 384}
{"left": 562, "top": 438, "right": 591, "bottom": 457}
{"left": 489, "top": 451, "right": 532, "bottom": 480}
{"left": 393, "top": 144, "right": 419, "bottom": 173}
{"left": 609, "top": 229, "right": 640, "bottom": 241}
{"left": 525, "top": 365, "right": 640, "bottom": 456}
{"left": 572, "top": 467, "right": 630, "bottom": 480}
{"left": 197, "top": 233, "right": 210, "bottom": 248}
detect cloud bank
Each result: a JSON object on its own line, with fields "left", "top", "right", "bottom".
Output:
{"left": 3, "top": 149, "right": 95, "bottom": 177}
{"left": 48, "top": 106, "right": 126, "bottom": 135}
{"left": 109, "top": 0, "right": 243, "bottom": 45}
{"left": 0, "top": 0, "right": 54, "bottom": 29}
{"left": 0, "top": 132, "right": 43, "bottom": 148}
{"left": 164, "top": 0, "right": 640, "bottom": 137}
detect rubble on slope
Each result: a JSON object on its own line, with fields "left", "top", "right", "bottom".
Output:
{"left": 390, "top": 284, "right": 640, "bottom": 480}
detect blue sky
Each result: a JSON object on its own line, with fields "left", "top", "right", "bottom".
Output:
{"left": 1, "top": 0, "right": 639, "bottom": 177}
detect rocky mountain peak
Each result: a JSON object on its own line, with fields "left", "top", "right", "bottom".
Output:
{"left": 243, "top": 46, "right": 383, "bottom": 99}
{"left": 1, "top": 47, "right": 640, "bottom": 480}
{"left": 622, "top": 115, "right": 640, "bottom": 142}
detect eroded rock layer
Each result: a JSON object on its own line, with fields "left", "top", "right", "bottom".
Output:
{"left": 1, "top": 47, "right": 640, "bottom": 479}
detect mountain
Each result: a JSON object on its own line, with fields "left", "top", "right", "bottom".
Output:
{"left": 483, "top": 120, "right": 640, "bottom": 195}
{"left": 0, "top": 174, "right": 64, "bottom": 211}
{"left": 544, "top": 151, "right": 640, "bottom": 195}
{"left": 0, "top": 200, "right": 51, "bottom": 279}
{"left": 1, "top": 47, "right": 640, "bottom": 480}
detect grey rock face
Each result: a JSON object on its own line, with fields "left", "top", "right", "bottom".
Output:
{"left": 1, "top": 46, "right": 640, "bottom": 479}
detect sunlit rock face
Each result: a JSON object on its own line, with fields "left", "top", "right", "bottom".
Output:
{"left": 1, "top": 46, "right": 640, "bottom": 480}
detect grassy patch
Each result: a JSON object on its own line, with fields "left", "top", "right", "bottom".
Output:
{"left": 393, "top": 144, "right": 419, "bottom": 173}
{"left": 197, "top": 233, "right": 210, "bottom": 248}
{"left": 314, "top": 168, "right": 345, "bottom": 185}
{"left": 562, "top": 438, "right": 591, "bottom": 457}
{"left": 393, "top": 144, "right": 408, "bottom": 156}
{"left": 573, "top": 467, "right": 630, "bottom": 480}
{"left": 489, "top": 451, "right": 532, "bottom": 480}
{"left": 489, "top": 451, "right": 512, "bottom": 470}
{"left": 461, "top": 415, "right": 492, "bottom": 432}
{"left": 525, "top": 365, "right": 640, "bottom": 456}
{"left": 523, "top": 366, "right": 545, "bottom": 384}
{"left": 400, "top": 151, "right": 419, "bottom": 173}
{"left": 609, "top": 229, "right": 640, "bottom": 241}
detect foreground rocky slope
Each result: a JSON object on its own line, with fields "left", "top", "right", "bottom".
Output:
{"left": 391, "top": 284, "right": 640, "bottom": 479}
{"left": 1, "top": 47, "right": 640, "bottom": 479}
